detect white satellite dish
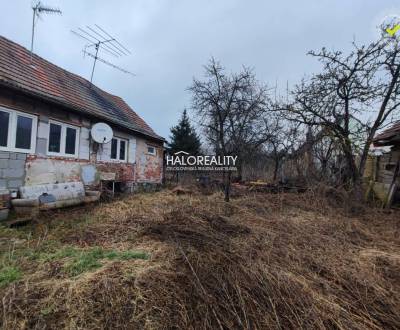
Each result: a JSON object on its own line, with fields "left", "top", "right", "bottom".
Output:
{"left": 91, "top": 123, "right": 113, "bottom": 143}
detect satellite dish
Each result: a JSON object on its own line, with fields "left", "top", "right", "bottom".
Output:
{"left": 91, "top": 123, "right": 113, "bottom": 143}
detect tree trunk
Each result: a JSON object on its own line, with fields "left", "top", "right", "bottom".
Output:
{"left": 344, "top": 150, "right": 359, "bottom": 185}
{"left": 342, "top": 144, "right": 364, "bottom": 201}
{"left": 224, "top": 171, "right": 231, "bottom": 202}
{"left": 273, "top": 157, "right": 279, "bottom": 182}
{"left": 237, "top": 161, "right": 243, "bottom": 182}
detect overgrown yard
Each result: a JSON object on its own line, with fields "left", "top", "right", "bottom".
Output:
{"left": 0, "top": 189, "right": 399, "bottom": 329}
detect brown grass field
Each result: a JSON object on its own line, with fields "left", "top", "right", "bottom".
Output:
{"left": 0, "top": 189, "right": 399, "bottom": 329}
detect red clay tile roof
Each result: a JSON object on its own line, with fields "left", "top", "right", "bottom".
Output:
{"left": 0, "top": 35, "right": 163, "bottom": 141}
{"left": 373, "top": 121, "right": 400, "bottom": 146}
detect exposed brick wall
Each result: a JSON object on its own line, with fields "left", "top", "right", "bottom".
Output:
{"left": 96, "top": 162, "right": 135, "bottom": 182}
{"left": 135, "top": 139, "right": 163, "bottom": 183}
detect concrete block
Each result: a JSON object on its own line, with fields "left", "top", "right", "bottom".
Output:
{"left": 129, "top": 138, "right": 136, "bottom": 164}
{"left": 79, "top": 151, "right": 90, "bottom": 160}
{"left": 0, "top": 152, "right": 9, "bottom": 159}
{"left": 9, "top": 159, "right": 25, "bottom": 169}
{"left": 9, "top": 153, "right": 17, "bottom": 159}
{"left": 38, "top": 121, "right": 48, "bottom": 139}
{"left": 16, "top": 153, "right": 27, "bottom": 160}
{"left": 0, "top": 159, "right": 8, "bottom": 169}
{"left": 79, "top": 139, "right": 90, "bottom": 159}
{"left": 80, "top": 127, "right": 90, "bottom": 139}
{"left": 8, "top": 179, "right": 23, "bottom": 189}
{"left": 3, "top": 168, "right": 25, "bottom": 178}
{"left": 80, "top": 139, "right": 90, "bottom": 147}
{"left": 36, "top": 138, "right": 47, "bottom": 156}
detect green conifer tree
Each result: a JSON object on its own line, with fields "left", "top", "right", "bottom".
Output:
{"left": 168, "top": 109, "right": 201, "bottom": 155}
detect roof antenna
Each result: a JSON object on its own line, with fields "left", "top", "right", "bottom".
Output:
{"left": 30, "top": 1, "right": 62, "bottom": 65}
{"left": 71, "top": 25, "right": 135, "bottom": 84}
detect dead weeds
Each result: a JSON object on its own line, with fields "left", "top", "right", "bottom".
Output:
{"left": 0, "top": 190, "right": 399, "bottom": 329}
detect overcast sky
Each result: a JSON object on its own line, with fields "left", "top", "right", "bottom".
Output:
{"left": 1, "top": 1, "right": 399, "bottom": 139}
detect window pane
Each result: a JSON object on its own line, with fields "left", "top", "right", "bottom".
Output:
{"left": 49, "top": 123, "right": 61, "bottom": 153}
{"left": 15, "top": 115, "right": 32, "bottom": 149}
{"left": 0, "top": 111, "right": 9, "bottom": 147}
{"left": 65, "top": 127, "right": 77, "bottom": 155}
{"left": 111, "top": 138, "right": 117, "bottom": 159}
{"left": 119, "top": 140, "right": 126, "bottom": 160}
{"left": 148, "top": 146, "right": 155, "bottom": 154}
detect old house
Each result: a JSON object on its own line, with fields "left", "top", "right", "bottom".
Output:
{"left": 0, "top": 36, "right": 164, "bottom": 217}
{"left": 364, "top": 122, "right": 400, "bottom": 206}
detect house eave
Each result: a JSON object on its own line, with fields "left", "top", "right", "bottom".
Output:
{"left": 0, "top": 79, "right": 165, "bottom": 143}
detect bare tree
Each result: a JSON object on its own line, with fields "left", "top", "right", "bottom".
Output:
{"left": 189, "top": 58, "right": 271, "bottom": 201}
{"left": 285, "top": 35, "right": 400, "bottom": 195}
{"left": 263, "top": 118, "right": 302, "bottom": 182}
{"left": 312, "top": 132, "right": 342, "bottom": 183}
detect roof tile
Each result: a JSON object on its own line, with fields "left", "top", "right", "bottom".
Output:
{"left": 373, "top": 121, "right": 400, "bottom": 142}
{"left": 0, "top": 35, "right": 163, "bottom": 141}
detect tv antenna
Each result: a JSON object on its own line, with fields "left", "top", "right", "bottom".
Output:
{"left": 30, "top": 1, "right": 62, "bottom": 64}
{"left": 71, "top": 25, "right": 135, "bottom": 83}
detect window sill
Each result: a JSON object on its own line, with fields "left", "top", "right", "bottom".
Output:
{"left": 0, "top": 147, "right": 35, "bottom": 154}
{"left": 109, "top": 159, "right": 128, "bottom": 163}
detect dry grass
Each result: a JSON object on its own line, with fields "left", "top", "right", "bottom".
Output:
{"left": 0, "top": 189, "right": 399, "bottom": 329}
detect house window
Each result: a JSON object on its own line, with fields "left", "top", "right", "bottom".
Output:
{"left": 49, "top": 123, "right": 61, "bottom": 153}
{"left": 111, "top": 138, "right": 118, "bottom": 159}
{"left": 119, "top": 140, "right": 126, "bottom": 160}
{"left": 65, "top": 127, "right": 77, "bottom": 155}
{"left": 0, "top": 111, "right": 9, "bottom": 147}
{"left": 0, "top": 107, "right": 37, "bottom": 153}
{"left": 15, "top": 116, "right": 33, "bottom": 149}
{"left": 47, "top": 120, "right": 79, "bottom": 157}
{"left": 147, "top": 146, "right": 156, "bottom": 155}
{"left": 110, "top": 137, "right": 128, "bottom": 161}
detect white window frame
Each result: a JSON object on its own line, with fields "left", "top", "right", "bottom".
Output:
{"left": 0, "top": 107, "right": 37, "bottom": 154}
{"left": 110, "top": 137, "right": 128, "bottom": 162}
{"left": 147, "top": 145, "right": 156, "bottom": 156}
{"left": 47, "top": 120, "right": 80, "bottom": 158}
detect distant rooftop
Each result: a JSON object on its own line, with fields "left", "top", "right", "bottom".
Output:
{"left": 373, "top": 121, "right": 400, "bottom": 146}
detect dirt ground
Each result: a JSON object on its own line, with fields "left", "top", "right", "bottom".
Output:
{"left": 0, "top": 189, "right": 399, "bottom": 329}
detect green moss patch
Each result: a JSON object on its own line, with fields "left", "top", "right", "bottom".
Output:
{"left": 0, "top": 265, "right": 22, "bottom": 287}
{"left": 39, "top": 246, "right": 149, "bottom": 276}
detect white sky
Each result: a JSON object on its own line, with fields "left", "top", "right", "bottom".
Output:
{"left": 1, "top": 0, "right": 400, "bottom": 139}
